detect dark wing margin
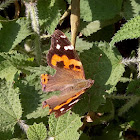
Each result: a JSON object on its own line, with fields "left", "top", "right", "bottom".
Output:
{"left": 47, "top": 30, "right": 81, "bottom": 67}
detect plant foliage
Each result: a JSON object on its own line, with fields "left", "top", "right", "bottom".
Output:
{"left": 0, "top": 0, "right": 140, "bottom": 140}
{"left": 27, "top": 123, "right": 47, "bottom": 140}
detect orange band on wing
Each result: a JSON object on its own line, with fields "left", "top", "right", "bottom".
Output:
{"left": 42, "top": 90, "right": 85, "bottom": 115}
{"left": 51, "top": 54, "right": 82, "bottom": 71}
{"left": 53, "top": 90, "right": 85, "bottom": 111}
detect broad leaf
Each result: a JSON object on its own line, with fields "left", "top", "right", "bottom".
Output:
{"left": 0, "top": 80, "right": 22, "bottom": 139}
{"left": 0, "top": 18, "right": 32, "bottom": 52}
{"left": 27, "top": 123, "right": 47, "bottom": 140}
{"left": 81, "top": 42, "right": 125, "bottom": 93}
{"left": 49, "top": 113, "right": 82, "bottom": 140}
{"left": 79, "top": 42, "right": 124, "bottom": 111}
{"left": 80, "top": 0, "right": 123, "bottom": 22}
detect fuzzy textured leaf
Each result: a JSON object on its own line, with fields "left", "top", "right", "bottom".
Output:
{"left": 123, "top": 0, "right": 140, "bottom": 20}
{"left": 0, "top": 80, "right": 22, "bottom": 138}
{"left": 0, "top": 51, "right": 35, "bottom": 68}
{"left": 27, "top": 123, "right": 47, "bottom": 140}
{"left": 110, "top": 15, "right": 140, "bottom": 46}
{"left": 118, "top": 95, "right": 140, "bottom": 116}
{"left": 0, "top": 18, "right": 32, "bottom": 52}
{"left": 37, "top": 0, "right": 66, "bottom": 34}
{"left": 49, "top": 113, "right": 82, "bottom": 140}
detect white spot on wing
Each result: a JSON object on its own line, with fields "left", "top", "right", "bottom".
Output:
{"left": 64, "top": 46, "right": 69, "bottom": 50}
{"left": 69, "top": 45, "right": 74, "bottom": 50}
{"left": 68, "top": 99, "right": 79, "bottom": 107}
{"left": 56, "top": 44, "right": 61, "bottom": 49}
{"left": 60, "top": 108, "right": 65, "bottom": 112}
{"left": 64, "top": 45, "right": 74, "bottom": 50}
{"left": 60, "top": 35, "right": 66, "bottom": 38}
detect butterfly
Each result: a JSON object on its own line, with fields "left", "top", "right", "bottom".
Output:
{"left": 41, "top": 30, "right": 94, "bottom": 117}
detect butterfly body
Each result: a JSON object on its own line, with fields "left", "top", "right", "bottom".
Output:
{"left": 41, "top": 30, "right": 94, "bottom": 117}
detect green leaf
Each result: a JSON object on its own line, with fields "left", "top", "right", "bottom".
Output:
{"left": 80, "top": 16, "right": 120, "bottom": 37}
{"left": 76, "top": 37, "right": 93, "bottom": 53}
{"left": 110, "top": 15, "right": 140, "bottom": 47}
{"left": 16, "top": 79, "right": 42, "bottom": 118}
{"left": 15, "top": 66, "right": 54, "bottom": 119}
{"left": 27, "top": 123, "right": 47, "bottom": 140}
{"left": 0, "top": 51, "right": 36, "bottom": 81}
{"left": 0, "top": 128, "right": 14, "bottom": 140}
{"left": 0, "top": 51, "right": 35, "bottom": 68}
{"left": 80, "top": 0, "right": 123, "bottom": 22}
{"left": 118, "top": 95, "right": 140, "bottom": 116}
{"left": 0, "top": 18, "right": 32, "bottom": 52}
{"left": 86, "top": 24, "right": 115, "bottom": 42}
{"left": 0, "top": 60, "right": 19, "bottom": 81}
{"left": 81, "top": 42, "right": 125, "bottom": 94}
{"left": 81, "top": 20, "right": 101, "bottom": 36}
{"left": 127, "top": 79, "right": 140, "bottom": 95}
{"left": 49, "top": 113, "right": 82, "bottom": 140}
{"left": 0, "top": 80, "right": 22, "bottom": 139}
{"left": 123, "top": 0, "right": 140, "bottom": 20}
{"left": 119, "top": 77, "right": 130, "bottom": 83}
{"left": 37, "top": 0, "right": 66, "bottom": 34}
